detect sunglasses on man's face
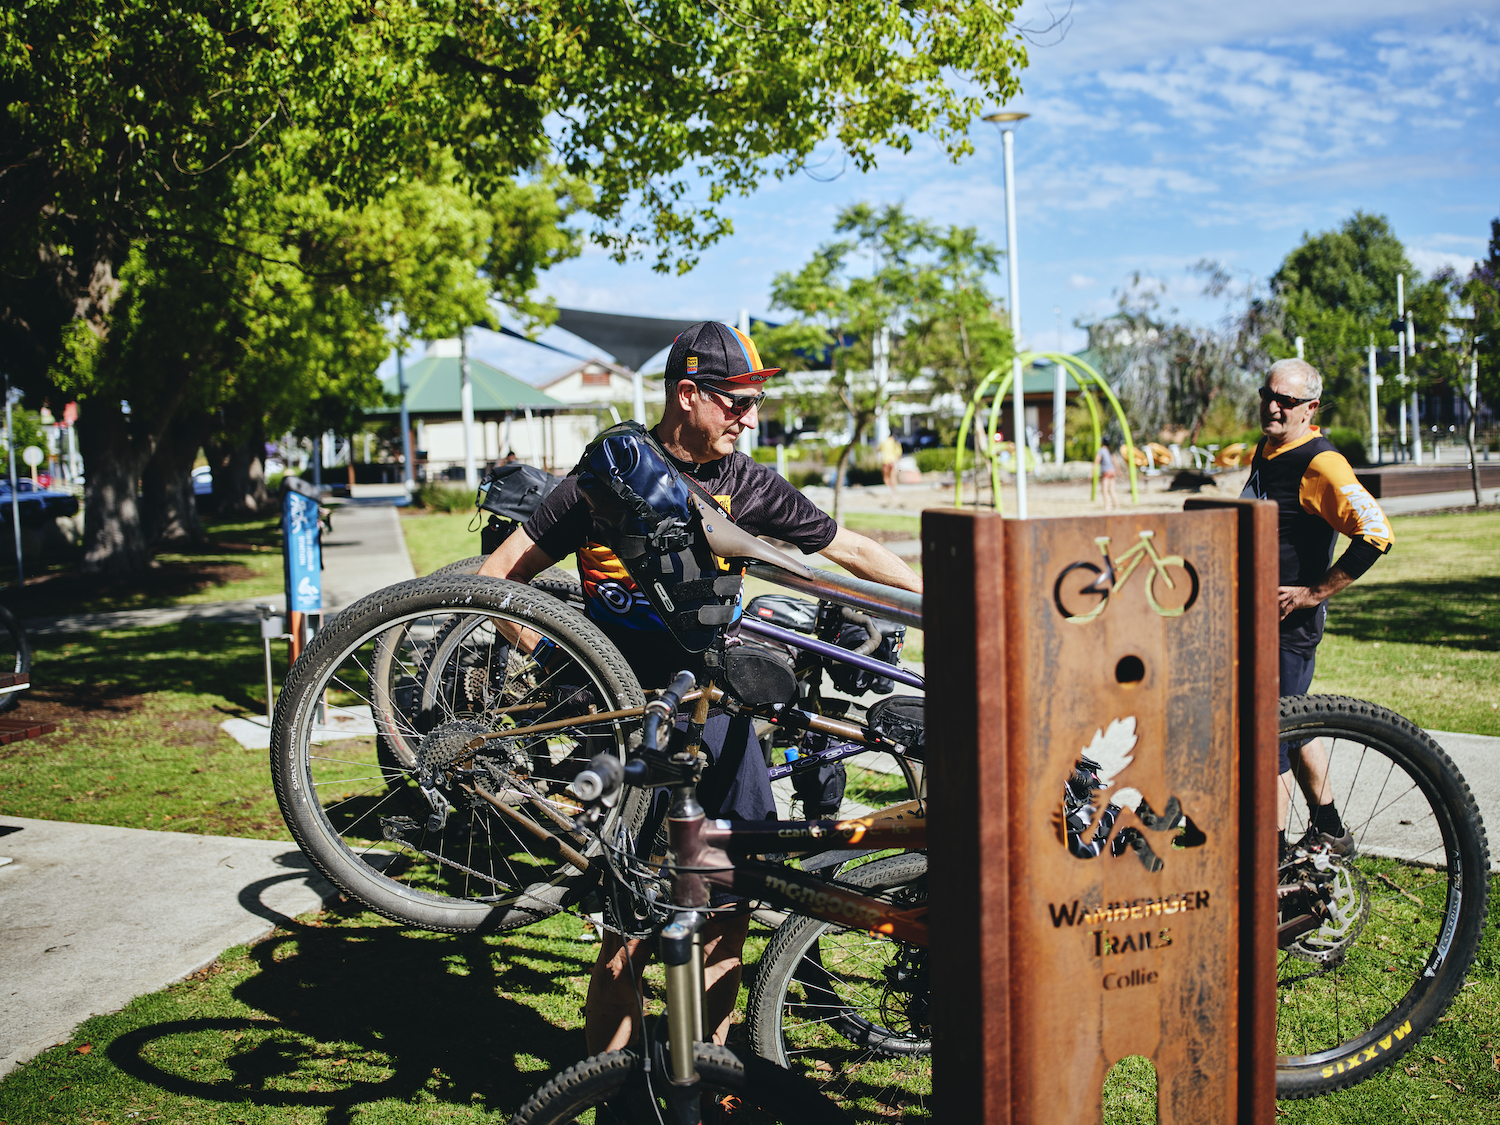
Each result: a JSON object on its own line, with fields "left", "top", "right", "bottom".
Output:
{"left": 695, "top": 384, "right": 766, "bottom": 416}
{"left": 1259, "top": 386, "right": 1317, "bottom": 410}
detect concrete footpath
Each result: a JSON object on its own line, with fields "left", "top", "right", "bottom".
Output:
{"left": 0, "top": 816, "right": 332, "bottom": 1077}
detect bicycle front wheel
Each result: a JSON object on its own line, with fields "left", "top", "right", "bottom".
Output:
{"left": 511, "top": 1043, "right": 840, "bottom": 1125}
{"left": 747, "top": 852, "right": 930, "bottom": 1121}
{"left": 0, "top": 604, "right": 30, "bottom": 714}
{"left": 1275, "top": 695, "right": 1490, "bottom": 1098}
{"left": 271, "top": 575, "right": 647, "bottom": 933}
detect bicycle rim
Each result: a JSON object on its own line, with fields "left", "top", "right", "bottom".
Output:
{"left": 273, "top": 578, "right": 645, "bottom": 931}
{"left": 749, "top": 854, "right": 930, "bottom": 1121}
{"left": 1274, "top": 695, "right": 1490, "bottom": 1098}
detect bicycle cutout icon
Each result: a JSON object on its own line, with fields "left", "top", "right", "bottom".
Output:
{"left": 1053, "top": 529, "right": 1200, "bottom": 624}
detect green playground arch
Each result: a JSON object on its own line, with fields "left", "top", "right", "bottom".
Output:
{"left": 953, "top": 351, "right": 1140, "bottom": 513}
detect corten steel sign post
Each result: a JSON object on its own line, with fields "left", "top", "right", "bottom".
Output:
{"left": 923, "top": 499, "right": 1278, "bottom": 1124}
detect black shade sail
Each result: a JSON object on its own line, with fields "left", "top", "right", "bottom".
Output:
{"left": 552, "top": 308, "right": 706, "bottom": 371}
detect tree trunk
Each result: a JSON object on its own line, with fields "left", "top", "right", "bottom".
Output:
{"left": 141, "top": 413, "right": 205, "bottom": 546}
{"left": 76, "top": 400, "right": 154, "bottom": 574}
{"left": 206, "top": 423, "right": 270, "bottom": 517}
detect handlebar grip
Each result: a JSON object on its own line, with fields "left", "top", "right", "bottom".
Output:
{"left": 573, "top": 753, "right": 625, "bottom": 803}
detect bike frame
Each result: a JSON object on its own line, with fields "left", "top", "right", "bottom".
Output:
{"left": 593, "top": 681, "right": 927, "bottom": 1125}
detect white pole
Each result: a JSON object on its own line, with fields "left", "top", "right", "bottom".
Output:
{"left": 1396, "top": 275, "right": 1407, "bottom": 457}
{"left": 1367, "top": 336, "right": 1380, "bottom": 465}
{"left": 1295, "top": 336, "right": 1304, "bottom": 360}
{"left": 1408, "top": 312, "right": 1422, "bottom": 465}
{"left": 873, "top": 325, "right": 890, "bottom": 446}
{"left": 460, "top": 330, "right": 477, "bottom": 489}
{"left": 1002, "top": 127, "right": 1027, "bottom": 519}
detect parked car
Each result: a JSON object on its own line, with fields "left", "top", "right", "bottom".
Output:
{"left": 899, "top": 428, "right": 942, "bottom": 453}
{"left": 0, "top": 477, "right": 80, "bottom": 525}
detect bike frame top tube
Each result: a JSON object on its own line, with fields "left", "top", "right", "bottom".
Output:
{"left": 744, "top": 561, "right": 923, "bottom": 629}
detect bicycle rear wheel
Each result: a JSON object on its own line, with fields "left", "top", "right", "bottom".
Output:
{"left": 0, "top": 604, "right": 30, "bottom": 714}
{"left": 1275, "top": 694, "right": 1490, "bottom": 1098}
{"left": 511, "top": 1043, "right": 841, "bottom": 1125}
{"left": 747, "top": 852, "right": 930, "bottom": 1121}
{"left": 271, "top": 575, "right": 647, "bottom": 933}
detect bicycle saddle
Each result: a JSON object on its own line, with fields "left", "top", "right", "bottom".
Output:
{"left": 688, "top": 493, "right": 816, "bottom": 579}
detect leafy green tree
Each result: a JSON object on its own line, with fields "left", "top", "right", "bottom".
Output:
{"left": 760, "top": 203, "right": 1010, "bottom": 518}
{"left": 1083, "top": 267, "right": 1270, "bottom": 448}
{"left": 4, "top": 0, "right": 1028, "bottom": 569}
{"left": 1269, "top": 212, "right": 1413, "bottom": 427}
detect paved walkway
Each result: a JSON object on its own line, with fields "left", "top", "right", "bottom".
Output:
{"left": 0, "top": 816, "right": 332, "bottom": 1077}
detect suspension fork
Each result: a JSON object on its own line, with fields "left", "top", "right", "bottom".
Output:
{"left": 658, "top": 689, "right": 725, "bottom": 1124}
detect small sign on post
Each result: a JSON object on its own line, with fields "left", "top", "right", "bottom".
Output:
{"left": 281, "top": 477, "right": 323, "bottom": 664}
{"left": 924, "top": 500, "right": 1278, "bottom": 1124}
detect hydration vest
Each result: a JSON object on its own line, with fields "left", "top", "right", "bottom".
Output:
{"left": 574, "top": 422, "right": 744, "bottom": 653}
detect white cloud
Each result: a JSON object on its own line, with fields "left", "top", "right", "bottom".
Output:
{"left": 1069, "top": 273, "right": 1099, "bottom": 288}
{"left": 1407, "top": 248, "right": 1478, "bottom": 278}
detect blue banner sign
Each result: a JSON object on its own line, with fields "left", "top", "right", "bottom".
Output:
{"left": 281, "top": 477, "right": 323, "bottom": 613}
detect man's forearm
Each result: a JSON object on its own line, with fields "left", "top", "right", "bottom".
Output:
{"left": 1309, "top": 565, "right": 1355, "bottom": 604}
{"left": 819, "top": 527, "right": 923, "bottom": 593}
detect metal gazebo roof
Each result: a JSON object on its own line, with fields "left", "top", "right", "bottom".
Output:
{"left": 372, "top": 356, "right": 565, "bottom": 415}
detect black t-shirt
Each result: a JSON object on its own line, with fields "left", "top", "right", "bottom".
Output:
{"left": 525, "top": 440, "right": 837, "bottom": 562}
{"left": 522, "top": 434, "right": 837, "bottom": 688}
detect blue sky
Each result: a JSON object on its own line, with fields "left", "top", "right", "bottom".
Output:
{"left": 416, "top": 0, "right": 1500, "bottom": 386}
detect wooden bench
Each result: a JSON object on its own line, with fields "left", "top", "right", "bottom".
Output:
{"left": 0, "top": 672, "right": 56, "bottom": 745}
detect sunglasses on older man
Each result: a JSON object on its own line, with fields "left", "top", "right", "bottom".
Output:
{"left": 694, "top": 383, "right": 766, "bottom": 416}
{"left": 1259, "top": 386, "right": 1317, "bottom": 410}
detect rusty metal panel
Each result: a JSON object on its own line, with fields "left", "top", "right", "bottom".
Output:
{"left": 927, "top": 504, "right": 1282, "bottom": 1124}
{"left": 924, "top": 509, "right": 1011, "bottom": 1123}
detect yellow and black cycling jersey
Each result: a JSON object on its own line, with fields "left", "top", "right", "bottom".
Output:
{"left": 1241, "top": 427, "right": 1392, "bottom": 653}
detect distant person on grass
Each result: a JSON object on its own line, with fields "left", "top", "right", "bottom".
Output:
{"left": 879, "top": 433, "right": 902, "bottom": 494}
{"left": 1094, "top": 440, "right": 1119, "bottom": 510}
{"left": 1241, "top": 358, "right": 1393, "bottom": 858}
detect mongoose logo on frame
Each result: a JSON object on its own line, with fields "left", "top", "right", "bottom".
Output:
{"left": 762, "top": 875, "right": 882, "bottom": 927}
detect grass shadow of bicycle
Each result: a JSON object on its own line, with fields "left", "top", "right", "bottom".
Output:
{"left": 105, "top": 898, "right": 598, "bottom": 1122}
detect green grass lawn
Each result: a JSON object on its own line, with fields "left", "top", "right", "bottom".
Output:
{"left": 1, "top": 508, "right": 1496, "bottom": 1122}
{"left": 1315, "top": 510, "right": 1500, "bottom": 735}
{"left": 0, "top": 623, "right": 288, "bottom": 836}
{"left": 399, "top": 510, "right": 486, "bottom": 576}
{"left": 2, "top": 516, "right": 287, "bottom": 620}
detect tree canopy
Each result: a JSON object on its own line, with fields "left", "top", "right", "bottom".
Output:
{"left": 1, "top": 0, "right": 1031, "bottom": 571}
{"left": 759, "top": 201, "right": 1011, "bottom": 518}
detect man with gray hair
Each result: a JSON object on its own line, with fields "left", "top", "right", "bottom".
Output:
{"left": 1241, "top": 357, "right": 1393, "bottom": 857}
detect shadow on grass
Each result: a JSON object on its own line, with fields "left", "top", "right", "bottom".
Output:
{"left": 105, "top": 900, "right": 594, "bottom": 1121}
{"left": 1327, "top": 579, "right": 1498, "bottom": 650}
{"left": 29, "top": 621, "right": 267, "bottom": 715}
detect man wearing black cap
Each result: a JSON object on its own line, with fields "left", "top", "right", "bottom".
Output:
{"left": 479, "top": 320, "right": 922, "bottom": 1055}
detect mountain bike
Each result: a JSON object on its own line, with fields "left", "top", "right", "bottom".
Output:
{"left": 509, "top": 670, "right": 927, "bottom": 1125}
{"left": 270, "top": 528, "right": 925, "bottom": 936}
{"left": 743, "top": 694, "right": 1489, "bottom": 1113}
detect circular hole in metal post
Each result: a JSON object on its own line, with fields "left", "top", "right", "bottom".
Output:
{"left": 1115, "top": 655, "right": 1146, "bottom": 684}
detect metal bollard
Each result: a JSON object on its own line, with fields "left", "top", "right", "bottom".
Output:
{"left": 256, "top": 604, "right": 287, "bottom": 723}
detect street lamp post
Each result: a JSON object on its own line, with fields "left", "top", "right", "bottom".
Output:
{"left": 984, "top": 111, "right": 1030, "bottom": 518}
{"left": 460, "top": 328, "right": 478, "bottom": 490}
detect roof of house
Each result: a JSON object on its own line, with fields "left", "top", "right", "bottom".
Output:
{"left": 373, "top": 356, "right": 565, "bottom": 415}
